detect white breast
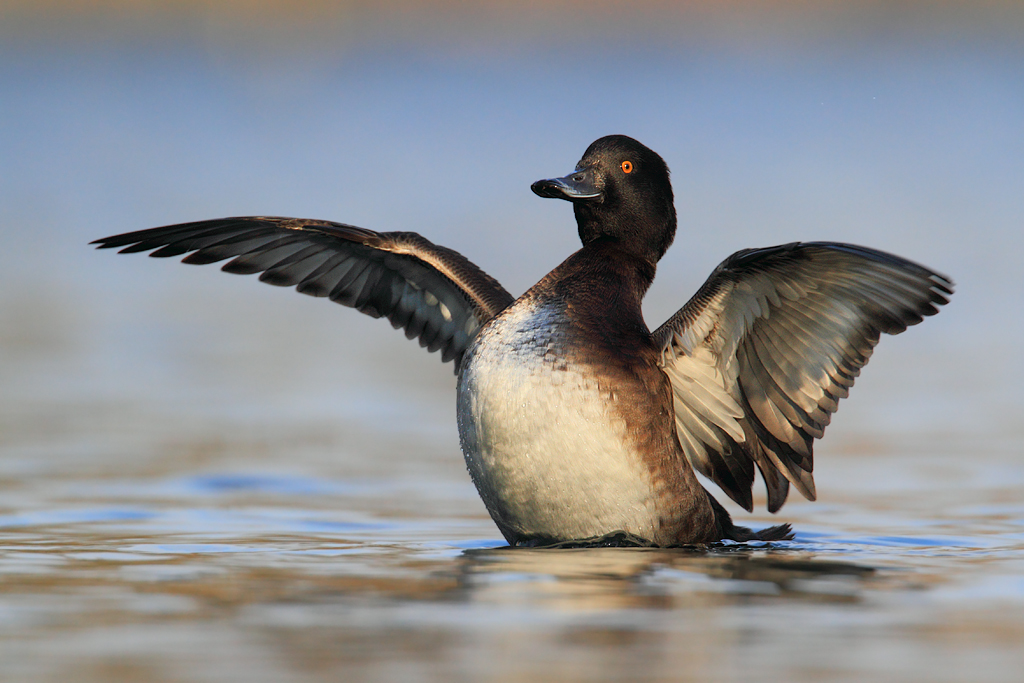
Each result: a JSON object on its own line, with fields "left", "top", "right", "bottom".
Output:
{"left": 456, "top": 298, "right": 659, "bottom": 543}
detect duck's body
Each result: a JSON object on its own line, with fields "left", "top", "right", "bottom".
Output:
{"left": 459, "top": 241, "right": 720, "bottom": 545}
{"left": 93, "top": 135, "right": 952, "bottom": 546}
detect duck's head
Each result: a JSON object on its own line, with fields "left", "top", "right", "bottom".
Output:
{"left": 531, "top": 135, "right": 677, "bottom": 266}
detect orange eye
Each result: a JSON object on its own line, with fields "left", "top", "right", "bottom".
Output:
{"left": 621, "top": 160, "right": 633, "bottom": 174}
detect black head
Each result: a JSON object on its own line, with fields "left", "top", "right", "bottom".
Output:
{"left": 531, "top": 135, "right": 677, "bottom": 265}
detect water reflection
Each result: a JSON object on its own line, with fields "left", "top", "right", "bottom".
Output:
{"left": 1, "top": 499, "right": 1022, "bottom": 682}
{"left": 1, "top": 525, "right": 881, "bottom": 615}
{"left": 459, "top": 545, "right": 876, "bottom": 608}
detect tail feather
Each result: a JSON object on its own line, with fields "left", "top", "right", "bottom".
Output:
{"left": 709, "top": 493, "right": 794, "bottom": 542}
{"left": 754, "top": 523, "right": 794, "bottom": 541}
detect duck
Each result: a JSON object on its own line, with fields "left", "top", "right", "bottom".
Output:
{"left": 93, "top": 135, "right": 953, "bottom": 546}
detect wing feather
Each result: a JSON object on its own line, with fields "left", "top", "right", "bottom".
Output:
{"left": 654, "top": 242, "right": 952, "bottom": 512}
{"left": 93, "top": 217, "right": 515, "bottom": 371}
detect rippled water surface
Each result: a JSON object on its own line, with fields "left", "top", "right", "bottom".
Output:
{"left": 2, "top": 3, "right": 1023, "bottom": 681}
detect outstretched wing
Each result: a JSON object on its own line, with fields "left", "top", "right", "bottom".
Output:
{"left": 93, "top": 217, "right": 515, "bottom": 371}
{"left": 652, "top": 242, "right": 952, "bottom": 513}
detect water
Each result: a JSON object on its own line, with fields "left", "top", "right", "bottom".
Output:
{"left": 2, "top": 3, "right": 1023, "bottom": 681}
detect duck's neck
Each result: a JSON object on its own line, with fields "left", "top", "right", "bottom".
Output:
{"left": 532, "top": 238, "right": 656, "bottom": 339}
{"left": 574, "top": 205, "right": 677, "bottom": 266}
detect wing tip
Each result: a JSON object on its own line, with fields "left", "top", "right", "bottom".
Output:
{"left": 90, "top": 236, "right": 138, "bottom": 251}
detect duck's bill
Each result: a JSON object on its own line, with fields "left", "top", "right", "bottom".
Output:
{"left": 530, "top": 168, "right": 602, "bottom": 202}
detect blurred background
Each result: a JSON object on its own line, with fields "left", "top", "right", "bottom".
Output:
{"left": 1, "top": 1, "right": 1023, "bottom": 682}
